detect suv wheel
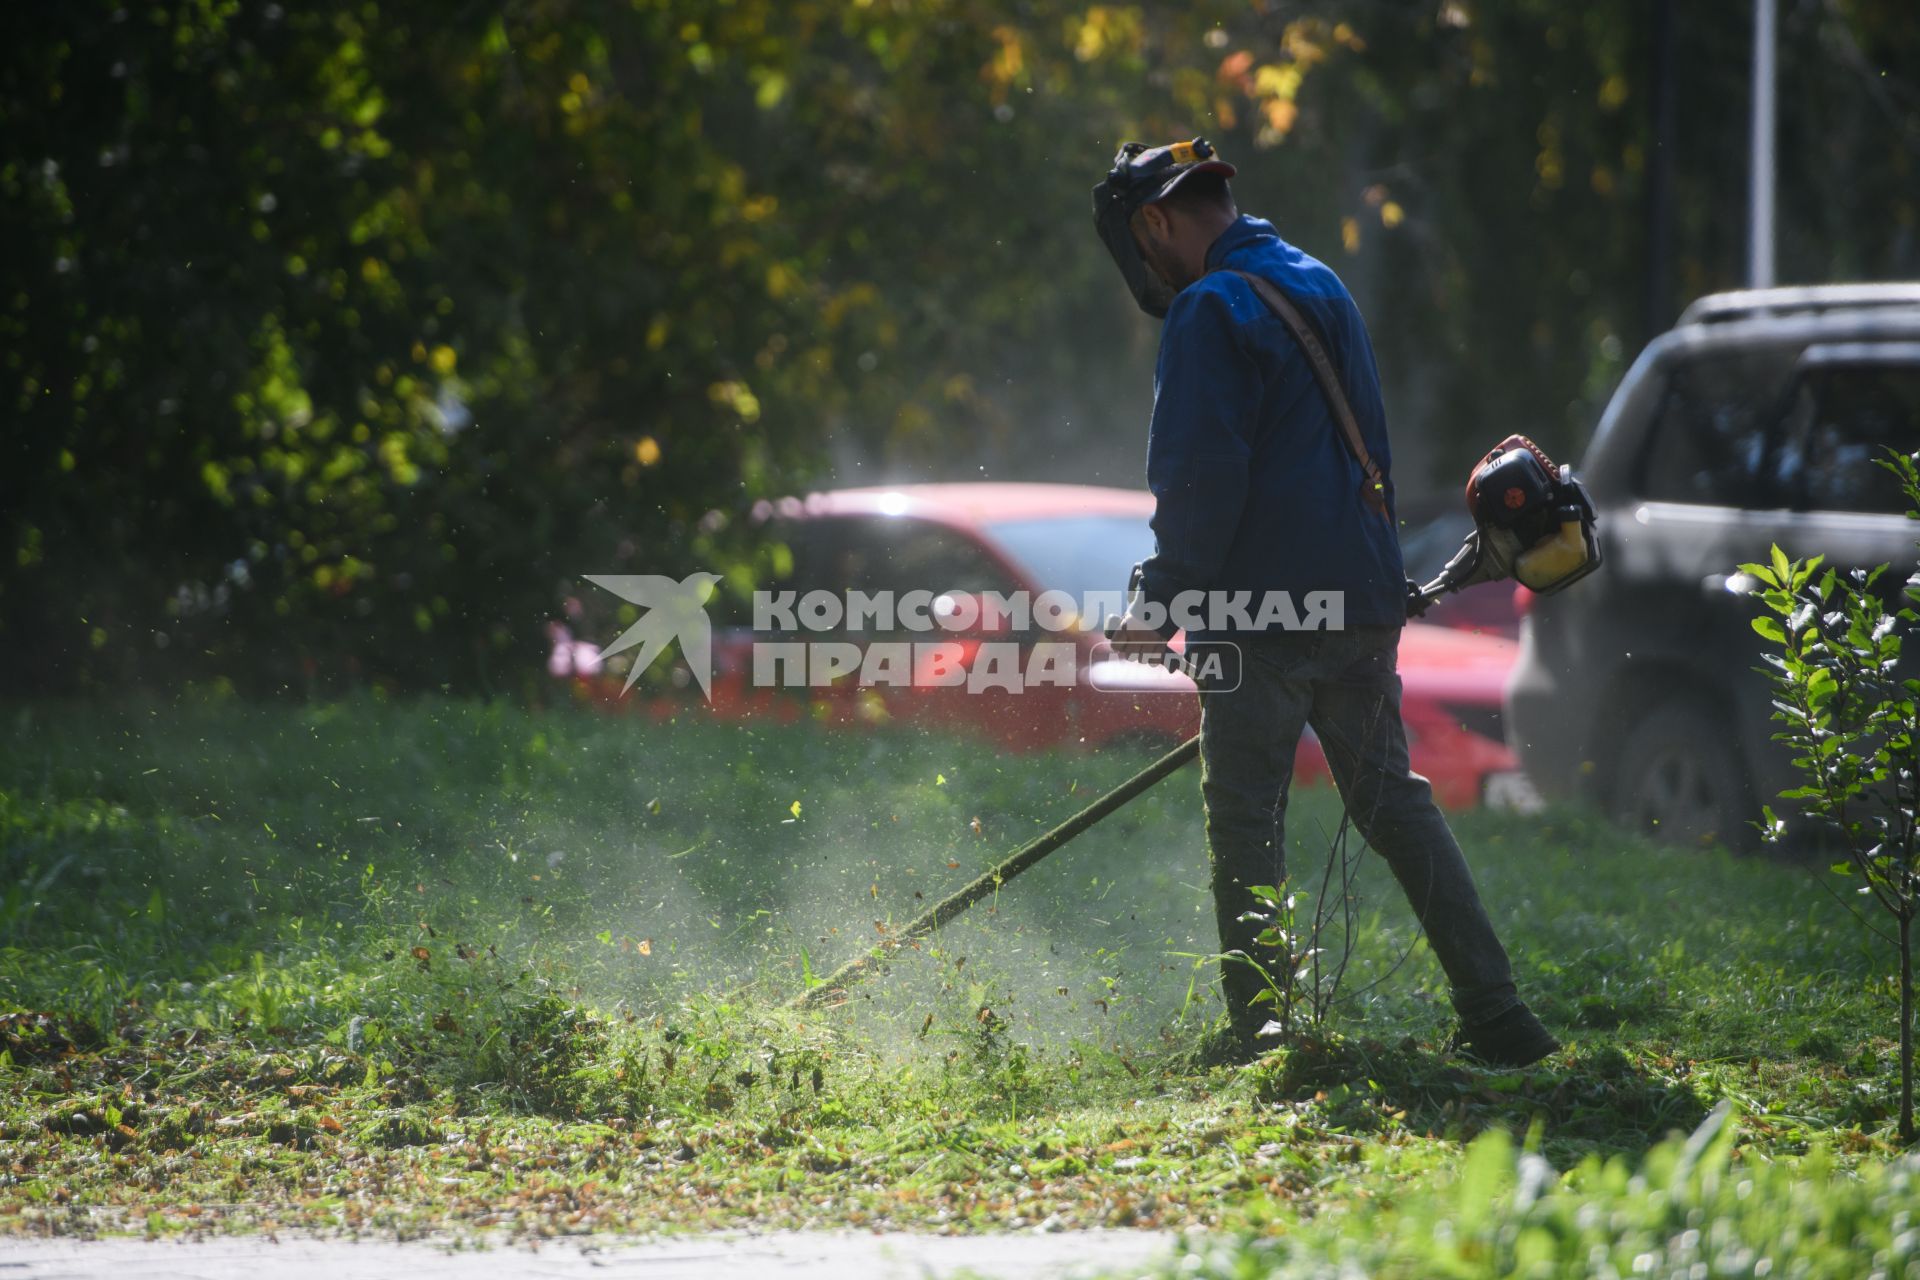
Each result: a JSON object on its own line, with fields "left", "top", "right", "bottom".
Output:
{"left": 1608, "top": 703, "right": 1753, "bottom": 851}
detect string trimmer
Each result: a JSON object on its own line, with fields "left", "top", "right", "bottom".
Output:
{"left": 790, "top": 434, "right": 1599, "bottom": 1010}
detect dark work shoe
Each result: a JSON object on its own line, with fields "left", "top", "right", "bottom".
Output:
{"left": 1453, "top": 1003, "right": 1561, "bottom": 1068}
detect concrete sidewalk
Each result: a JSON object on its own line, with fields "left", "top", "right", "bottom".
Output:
{"left": 0, "top": 1229, "right": 1178, "bottom": 1279}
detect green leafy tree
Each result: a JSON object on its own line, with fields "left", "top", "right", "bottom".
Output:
{"left": 2, "top": 2, "right": 1914, "bottom": 694}
{"left": 1745, "top": 452, "right": 1920, "bottom": 1143}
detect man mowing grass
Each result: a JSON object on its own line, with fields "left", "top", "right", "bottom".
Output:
{"left": 1094, "top": 138, "right": 1559, "bottom": 1068}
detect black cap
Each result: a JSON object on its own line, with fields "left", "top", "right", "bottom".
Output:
{"left": 1101, "top": 137, "right": 1238, "bottom": 209}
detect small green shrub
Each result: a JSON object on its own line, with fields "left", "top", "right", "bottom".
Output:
{"left": 1745, "top": 448, "right": 1920, "bottom": 1142}
{"left": 1155, "top": 1104, "right": 1919, "bottom": 1279}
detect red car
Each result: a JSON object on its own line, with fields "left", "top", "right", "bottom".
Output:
{"left": 559, "top": 483, "right": 1533, "bottom": 810}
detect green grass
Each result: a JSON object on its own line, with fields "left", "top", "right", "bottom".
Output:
{"left": 1148, "top": 1104, "right": 1920, "bottom": 1278}
{"left": 0, "top": 695, "right": 1909, "bottom": 1253}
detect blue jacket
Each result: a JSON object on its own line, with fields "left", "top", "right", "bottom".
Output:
{"left": 1139, "top": 215, "right": 1405, "bottom": 634}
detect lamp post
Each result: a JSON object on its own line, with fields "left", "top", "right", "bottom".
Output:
{"left": 1748, "top": 0, "right": 1776, "bottom": 288}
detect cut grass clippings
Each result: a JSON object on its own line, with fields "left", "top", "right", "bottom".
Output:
{"left": 0, "top": 696, "right": 1911, "bottom": 1252}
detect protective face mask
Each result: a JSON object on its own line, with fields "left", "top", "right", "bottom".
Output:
{"left": 1092, "top": 176, "right": 1175, "bottom": 318}
{"left": 1127, "top": 256, "right": 1178, "bottom": 319}
{"left": 1091, "top": 137, "right": 1235, "bottom": 319}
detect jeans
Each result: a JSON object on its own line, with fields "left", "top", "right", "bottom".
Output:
{"left": 1195, "top": 624, "right": 1520, "bottom": 1034}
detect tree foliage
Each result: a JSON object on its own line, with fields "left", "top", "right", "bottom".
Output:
{"left": 2, "top": 1, "right": 1915, "bottom": 692}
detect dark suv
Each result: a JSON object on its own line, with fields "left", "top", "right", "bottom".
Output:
{"left": 1507, "top": 285, "right": 1920, "bottom": 849}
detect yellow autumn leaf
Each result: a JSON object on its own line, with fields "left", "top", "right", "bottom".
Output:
{"left": 1263, "top": 99, "right": 1298, "bottom": 135}
{"left": 1254, "top": 64, "right": 1302, "bottom": 101}
{"left": 789, "top": 799, "right": 802, "bottom": 818}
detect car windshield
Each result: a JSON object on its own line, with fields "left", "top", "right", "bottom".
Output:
{"left": 982, "top": 514, "right": 1158, "bottom": 607}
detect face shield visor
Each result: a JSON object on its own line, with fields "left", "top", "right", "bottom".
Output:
{"left": 1091, "top": 139, "right": 1236, "bottom": 319}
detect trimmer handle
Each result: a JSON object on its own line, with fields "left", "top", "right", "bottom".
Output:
{"left": 1103, "top": 562, "right": 1147, "bottom": 640}
{"left": 1405, "top": 530, "right": 1488, "bottom": 618}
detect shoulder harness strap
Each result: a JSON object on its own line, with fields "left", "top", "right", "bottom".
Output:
{"left": 1225, "top": 269, "right": 1391, "bottom": 523}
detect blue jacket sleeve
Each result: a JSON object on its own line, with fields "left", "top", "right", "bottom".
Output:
{"left": 1137, "top": 284, "right": 1261, "bottom": 634}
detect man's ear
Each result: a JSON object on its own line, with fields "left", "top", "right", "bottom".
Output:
{"left": 1134, "top": 202, "right": 1171, "bottom": 245}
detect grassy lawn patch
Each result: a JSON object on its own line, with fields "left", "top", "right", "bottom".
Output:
{"left": 0, "top": 697, "right": 1910, "bottom": 1249}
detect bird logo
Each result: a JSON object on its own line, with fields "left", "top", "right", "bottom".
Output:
{"left": 583, "top": 572, "right": 723, "bottom": 699}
